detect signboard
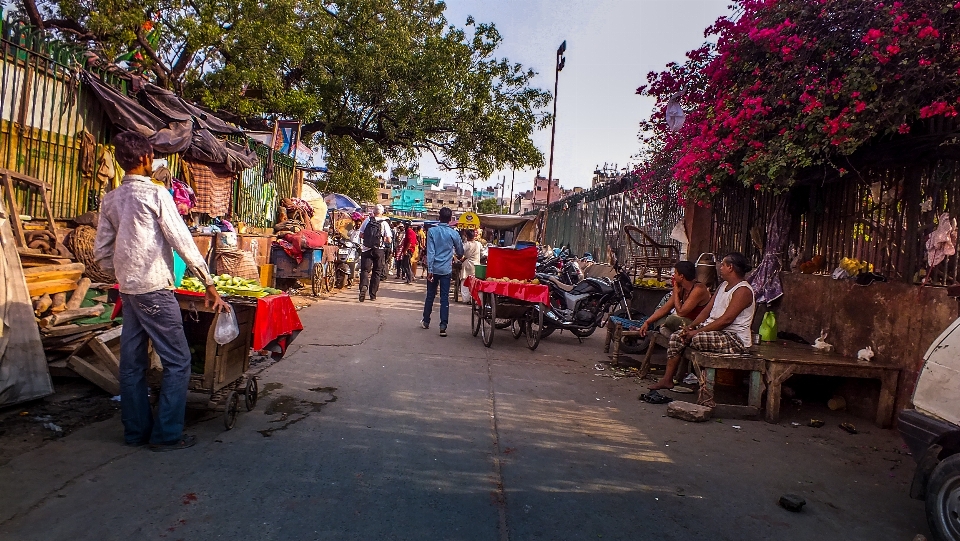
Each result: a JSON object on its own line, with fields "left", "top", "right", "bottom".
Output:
{"left": 457, "top": 212, "right": 480, "bottom": 228}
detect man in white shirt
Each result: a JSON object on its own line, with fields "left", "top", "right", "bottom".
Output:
{"left": 95, "top": 131, "right": 229, "bottom": 451}
{"left": 357, "top": 204, "right": 393, "bottom": 302}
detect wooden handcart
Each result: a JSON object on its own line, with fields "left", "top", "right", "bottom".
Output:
{"left": 175, "top": 292, "right": 259, "bottom": 430}
{"left": 465, "top": 276, "right": 549, "bottom": 351}
{"left": 270, "top": 245, "right": 334, "bottom": 296}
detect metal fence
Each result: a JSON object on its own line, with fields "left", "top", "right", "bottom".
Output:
{"left": 0, "top": 18, "right": 292, "bottom": 225}
{"left": 710, "top": 161, "right": 960, "bottom": 286}
{"left": 543, "top": 175, "right": 683, "bottom": 265}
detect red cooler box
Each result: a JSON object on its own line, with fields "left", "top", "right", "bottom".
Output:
{"left": 486, "top": 246, "right": 538, "bottom": 280}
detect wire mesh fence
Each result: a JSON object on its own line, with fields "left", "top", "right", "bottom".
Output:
{"left": 710, "top": 161, "right": 960, "bottom": 286}
{"left": 542, "top": 176, "right": 683, "bottom": 265}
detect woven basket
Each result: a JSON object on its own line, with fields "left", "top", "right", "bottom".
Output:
{"left": 216, "top": 249, "right": 260, "bottom": 281}
{"left": 66, "top": 225, "right": 116, "bottom": 283}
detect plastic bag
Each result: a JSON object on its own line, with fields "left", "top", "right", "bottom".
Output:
{"left": 759, "top": 311, "right": 778, "bottom": 342}
{"left": 214, "top": 309, "right": 239, "bottom": 345}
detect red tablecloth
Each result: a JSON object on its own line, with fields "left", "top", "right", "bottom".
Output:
{"left": 464, "top": 276, "right": 550, "bottom": 305}
{"left": 173, "top": 290, "right": 303, "bottom": 353}
{"left": 252, "top": 294, "right": 303, "bottom": 351}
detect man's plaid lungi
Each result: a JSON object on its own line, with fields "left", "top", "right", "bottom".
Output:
{"left": 666, "top": 326, "right": 746, "bottom": 359}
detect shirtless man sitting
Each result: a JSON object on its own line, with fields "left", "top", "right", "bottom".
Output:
{"left": 638, "top": 261, "right": 711, "bottom": 339}
{"left": 649, "top": 252, "right": 756, "bottom": 391}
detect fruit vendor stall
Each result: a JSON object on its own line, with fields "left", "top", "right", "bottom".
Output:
{"left": 465, "top": 245, "right": 549, "bottom": 350}
{"left": 174, "top": 273, "right": 303, "bottom": 429}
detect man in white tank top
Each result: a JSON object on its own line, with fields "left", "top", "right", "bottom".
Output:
{"left": 649, "top": 253, "right": 757, "bottom": 391}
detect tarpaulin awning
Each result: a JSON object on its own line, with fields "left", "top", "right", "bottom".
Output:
{"left": 477, "top": 214, "right": 535, "bottom": 230}
{"left": 82, "top": 73, "right": 258, "bottom": 172}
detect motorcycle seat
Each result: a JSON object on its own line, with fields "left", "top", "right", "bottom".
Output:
{"left": 542, "top": 275, "right": 575, "bottom": 292}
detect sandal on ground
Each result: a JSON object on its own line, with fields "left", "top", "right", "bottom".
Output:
{"left": 640, "top": 390, "right": 673, "bottom": 404}
{"left": 149, "top": 434, "right": 197, "bottom": 452}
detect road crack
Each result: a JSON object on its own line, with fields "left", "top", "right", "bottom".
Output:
{"left": 306, "top": 309, "right": 384, "bottom": 347}
{"left": 487, "top": 356, "right": 510, "bottom": 541}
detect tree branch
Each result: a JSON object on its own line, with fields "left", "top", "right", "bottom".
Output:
{"left": 21, "top": 0, "right": 45, "bottom": 29}
{"left": 135, "top": 28, "right": 171, "bottom": 85}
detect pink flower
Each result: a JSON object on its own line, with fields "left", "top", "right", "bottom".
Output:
{"left": 898, "top": 123, "right": 911, "bottom": 134}
{"left": 918, "top": 26, "right": 940, "bottom": 39}
{"left": 855, "top": 101, "right": 866, "bottom": 113}
{"left": 851, "top": 91, "right": 861, "bottom": 98}
{"left": 709, "top": 186, "right": 719, "bottom": 194}
{"left": 838, "top": 168, "right": 847, "bottom": 175}
{"left": 886, "top": 44, "right": 901, "bottom": 55}
{"left": 754, "top": 183, "right": 762, "bottom": 191}
{"left": 920, "top": 101, "right": 959, "bottom": 118}
{"left": 862, "top": 28, "right": 884, "bottom": 45}
{"left": 919, "top": 58, "right": 932, "bottom": 67}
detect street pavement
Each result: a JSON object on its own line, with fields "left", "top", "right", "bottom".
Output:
{"left": 0, "top": 279, "right": 930, "bottom": 540}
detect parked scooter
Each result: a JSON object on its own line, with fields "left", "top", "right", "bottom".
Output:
{"left": 533, "top": 264, "right": 635, "bottom": 339}
{"left": 333, "top": 236, "right": 359, "bottom": 289}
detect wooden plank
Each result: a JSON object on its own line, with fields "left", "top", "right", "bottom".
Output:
{"left": 34, "top": 293, "right": 51, "bottom": 315}
{"left": 41, "top": 331, "right": 96, "bottom": 349}
{"left": 66, "top": 355, "right": 119, "bottom": 395}
{"left": 66, "top": 278, "right": 91, "bottom": 310}
{"left": 2, "top": 172, "right": 25, "bottom": 247}
{"left": 88, "top": 335, "right": 120, "bottom": 380}
{"left": 24, "top": 270, "right": 83, "bottom": 284}
{"left": 0, "top": 197, "right": 53, "bottom": 404}
{"left": 50, "top": 292, "right": 67, "bottom": 312}
{"left": 38, "top": 305, "right": 104, "bottom": 328}
{"left": 28, "top": 278, "right": 78, "bottom": 297}
{"left": 40, "top": 322, "right": 113, "bottom": 337}
{"left": 23, "top": 263, "right": 85, "bottom": 276}
{"left": 47, "top": 359, "right": 79, "bottom": 378}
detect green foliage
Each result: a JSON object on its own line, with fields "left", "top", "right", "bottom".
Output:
{"left": 22, "top": 0, "right": 550, "bottom": 185}
{"left": 476, "top": 197, "right": 502, "bottom": 214}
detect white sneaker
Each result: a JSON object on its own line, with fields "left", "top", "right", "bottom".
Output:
{"left": 420, "top": 320, "right": 429, "bottom": 329}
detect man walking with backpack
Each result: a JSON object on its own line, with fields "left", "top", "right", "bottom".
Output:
{"left": 421, "top": 207, "right": 464, "bottom": 336}
{"left": 358, "top": 204, "right": 392, "bottom": 302}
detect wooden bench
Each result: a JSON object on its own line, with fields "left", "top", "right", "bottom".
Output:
{"left": 756, "top": 342, "right": 900, "bottom": 428}
{"left": 613, "top": 329, "right": 901, "bottom": 428}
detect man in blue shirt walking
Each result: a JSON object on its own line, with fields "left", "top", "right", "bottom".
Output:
{"left": 421, "top": 207, "right": 464, "bottom": 337}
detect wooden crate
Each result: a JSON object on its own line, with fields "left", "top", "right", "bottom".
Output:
{"left": 176, "top": 294, "right": 255, "bottom": 394}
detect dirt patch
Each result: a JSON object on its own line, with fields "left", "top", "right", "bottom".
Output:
{"left": 0, "top": 379, "right": 118, "bottom": 466}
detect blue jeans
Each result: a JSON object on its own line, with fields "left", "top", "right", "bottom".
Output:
{"left": 119, "top": 290, "right": 192, "bottom": 445}
{"left": 422, "top": 273, "right": 452, "bottom": 329}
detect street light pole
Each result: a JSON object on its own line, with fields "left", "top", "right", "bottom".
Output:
{"left": 541, "top": 40, "right": 566, "bottom": 242}
{"left": 509, "top": 168, "right": 515, "bottom": 214}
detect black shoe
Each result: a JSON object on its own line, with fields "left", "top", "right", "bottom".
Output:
{"left": 149, "top": 434, "right": 197, "bottom": 452}
{"left": 359, "top": 294, "right": 365, "bottom": 302}
{"left": 369, "top": 295, "right": 376, "bottom": 301}
{"left": 439, "top": 328, "right": 447, "bottom": 337}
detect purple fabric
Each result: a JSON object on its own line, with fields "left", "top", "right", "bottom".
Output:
{"left": 749, "top": 197, "right": 789, "bottom": 304}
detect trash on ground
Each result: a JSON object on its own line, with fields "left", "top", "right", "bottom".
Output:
{"left": 682, "top": 373, "right": 699, "bottom": 385}
{"left": 732, "top": 425, "right": 741, "bottom": 429}
{"left": 808, "top": 419, "right": 825, "bottom": 428}
{"left": 791, "top": 422, "right": 801, "bottom": 427}
{"left": 828, "top": 396, "right": 847, "bottom": 410}
{"left": 43, "top": 422, "right": 63, "bottom": 432}
{"left": 840, "top": 422, "right": 858, "bottom": 434}
{"left": 640, "top": 390, "right": 673, "bottom": 404}
{"left": 779, "top": 493, "right": 806, "bottom": 512}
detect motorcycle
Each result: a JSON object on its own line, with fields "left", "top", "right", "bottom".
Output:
{"left": 534, "top": 264, "right": 635, "bottom": 339}
{"left": 333, "top": 237, "right": 359, "bottom": 289}
{"left": 536, "top": 245, "right": 583, "bottom": 285}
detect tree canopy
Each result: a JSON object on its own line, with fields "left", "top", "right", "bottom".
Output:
{"left": 19, "top": 0, "right": 551, "bottom": 201}
{"left": 635, "top": 0, "right": 960, "bottom": 204}
{"left": 476, "top": 197, "right": 503, "bottom": 214}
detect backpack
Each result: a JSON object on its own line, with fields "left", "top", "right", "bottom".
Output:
{"left": 362, "top": 217, "right": 384, "bottom": 249}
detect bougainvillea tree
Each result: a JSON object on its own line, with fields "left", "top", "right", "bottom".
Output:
{"left": 636, "top": 0, "right": 960, "bottom": 203}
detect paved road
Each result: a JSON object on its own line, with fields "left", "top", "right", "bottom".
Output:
{"left": 0, "top": 280, "right": 930, "bottom": 540}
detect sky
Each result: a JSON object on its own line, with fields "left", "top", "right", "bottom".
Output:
{"left": 414, "top": 0, "right": 732, "bottom": 195}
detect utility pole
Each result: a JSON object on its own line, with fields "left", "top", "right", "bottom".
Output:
{"left": 509, "top": 169, "right": 515, "bottom": 214}
{"left": 541, "top": 40, "right": 566, "bottom": 242}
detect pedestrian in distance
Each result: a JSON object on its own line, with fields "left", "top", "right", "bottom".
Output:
{"left": 358, "top": 204, "right": 393, "bottom": 302}
{"left": 421, "top": 207, "right": 464, "bottom": 337}
{"left": 94, "top": 131, "right": 230, "bottom": 452}
{"left": 400, "top": 221, "right": 417, "bottom": 284}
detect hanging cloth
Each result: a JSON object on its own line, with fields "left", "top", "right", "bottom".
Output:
{"left": 748, "top": 197, "right": 789, "bottom": 304}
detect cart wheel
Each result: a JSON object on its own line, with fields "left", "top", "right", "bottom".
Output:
{"left": 244, "top": 377, "right": 259, "bottom": 411}
{"left": 323, "top": 263, "right": 335, "bottom": 293}
{"left": 471, "top": 298, "right": 481, "bottom": 337}
{"left": 224, "top": 391, "right": 240, "bottom": 430}
{"left": 312, "top": 263, "right": 323, "bottom": 297}
{"left": 526, "top": 304, "right": 545, "bottom": 350}
{"left": 511, "top": 318, "right": 524, "bottom": 339}
{"left": 481, "top": 293, "right": 496, "bottom": 347}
